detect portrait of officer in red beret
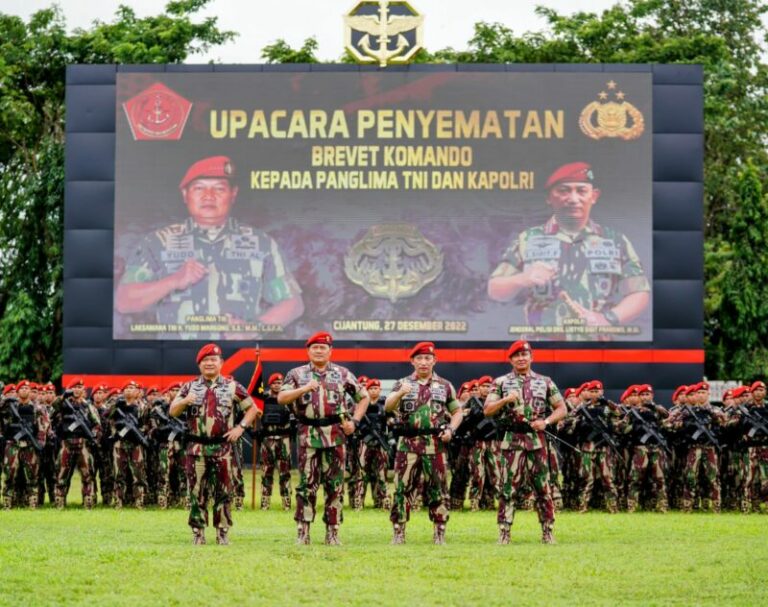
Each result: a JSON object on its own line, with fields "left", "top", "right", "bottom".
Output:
{"left": 115, "top": 155, "right": 303, "bottom": 339}
{"left": 487, "top": 161, "right": 650, "bottom": 338}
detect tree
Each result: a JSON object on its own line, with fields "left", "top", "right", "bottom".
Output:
{"left": 0, "top": 1, "right": 235, "bottom": 381}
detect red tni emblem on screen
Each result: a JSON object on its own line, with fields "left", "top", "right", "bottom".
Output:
{"left": 122, "top": 82, "right": 192, "bottom": 141}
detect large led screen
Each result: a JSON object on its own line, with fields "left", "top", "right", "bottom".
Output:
{"left": 113, "top": 72, "right": 652, "bottom": 342}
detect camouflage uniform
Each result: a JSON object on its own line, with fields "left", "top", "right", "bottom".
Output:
{"left": 257, "top": 393, "right": 293, "bottom": 509}
{"left": 667, "top": 404, "right": 725, "bottom": 513}
{"left": 107, "top": 399, "right": 150, "bottom": 508}
{"left": 120, "top": 217, "right": 300, "bottom": 339}
{"left": 491, "top": 370, "right": 561, "bottom": 539}
{"left": 388, "top": 373, "right": 459, "bottom": 537}
{"left": 0, "top": 398, "right": 49, "bottom": 508}
{"left": 622, "top": 404, "right": 670, "bottom": 512}
{"left": 176, "top": 375, "right": 255, "bottom": 533}
{"left": 281, "top": 362, "right": 365, "bottom": 541}
{"left": 148, "top": 400, "right": 187, "bottom": 508}
{"left": 345, "top": 400, "right": 365, "bottom": 510}
{"left": 727, "top": 402, "right": 768, "bottom": 512}
{"left": 357, "top": 398, "right": 391, "bottom": 509}
{"left": 490, "top": 217, "right": 650, "bottom": 338}
{"left": 94, "top": 402, "right": 116, "bottom": 505}
{"left": 51, "top": 396, "right": 102, "bottom": 508}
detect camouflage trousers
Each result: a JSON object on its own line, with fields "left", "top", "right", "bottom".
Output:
{"left": 390, "top": 450, "right": 450, "bottom": 525}
{"left": 722, "top": 450, "right": 744, "bottom": 511}
{"left": 497, "top": 447, "right": 554, "bottom": 528}
{"left": 55, "top": 439, "right": 95, "bottom": 503}
{"left": 468, "top": 440, "right": 500, "bottom": 502}
{"left": 113, "top": 441, "right": 147, "bottom": 505}
{"left": 232, "top": 442, "right": 245, "bottom": 499}
{"left": 682, "top": 445, "right": 720, "bottom": 511}
{"left": 186, "top": 445, "right": 234, "bottom": 529}
{"left": 295, "top": 445, "right": 345, "bottom": 525}
{"left": 357, "top": 442, "right": 388, "bottom": 506}
{"left": 94, "top": 442, "right": 115, "bottom": 504}
{"left": 38, "top": 441, "right": 57, "bottom": 505}
{"left": 145, "top": 445, "right": 158, "bottom": 504}
{"left": 157, "top": 440, "right": 187, "bottom": 503}
{"left": 2, "top": 442, "right": 39, "bottom": 504}
{"left": 448, "top": 444, "right": 471, "bottom": 504}
{"left": 546, "top": 441, "right": 563, "bottom": 508}
{"left": 260, "top": 436, "right": 292, "bottom": 498}
{"left": 626, "top": 446, "right": 667, "bottom": 511}
{"left": 345, "top": 440, "right": 364, "bottom": 505}
{"left": 742, "top": 446, "right": 768, "bottom": 511}
{"left": 576, "top": 448, "right": 618, "bottom": 511}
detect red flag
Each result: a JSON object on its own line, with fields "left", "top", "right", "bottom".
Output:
{"left": 247, "top": 347, "right": 265, "bottom": 413}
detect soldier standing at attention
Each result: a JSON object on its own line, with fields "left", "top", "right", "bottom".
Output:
{"left": 385, "top": 342, "right": 462, "bottom": 545}
{"left": 258, "top": 372, "right": 294, "bottom": 511}
{"left": 484, "top": 341, "right": 567, "bottom": 544}
{"left": 171, "top": 343, "right": 261, "bottom": 545}
{"left": 278, "top": 332, "right": 369, "bottom": 546}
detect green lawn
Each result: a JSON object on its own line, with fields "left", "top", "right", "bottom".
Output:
{"left": 1, "top": 474, "right": 765, "bottom": 606}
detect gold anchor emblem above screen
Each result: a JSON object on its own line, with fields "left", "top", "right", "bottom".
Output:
{"left": 344, "top": 1, "right": 424, "bottom": 67}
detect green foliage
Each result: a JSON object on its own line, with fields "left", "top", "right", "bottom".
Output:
{"left": 0, "top": 1, "right": 234, "bottom": 382}
{"left": 261, "top": 37, "right": 320, "bottom": 64}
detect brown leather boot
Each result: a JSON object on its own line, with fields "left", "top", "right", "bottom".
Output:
{"left": 83, "top": 495, "right": 93, "bottom": 510}
{"left": 192, "top": 528, "right": 206, "bottom": 545}
{"left": 216, "top": 527, "right": 230, "bottom": 545}
{"left": 392, "top": 523, "right": 406, "bottom": 545}
{"left": 157, "top": 495, "right": 168, "bottom": 510}
{"left": 296, "top": 522, "right": 310, "bottom": 545}
{"left": 325, "top": 525, "right": 341, "bottom": 546}
{"left": 498, "top": 524, "right": 511, "bottom": 545}
{"left": 541, "top": 523, "right": 556, "bottom": 545}
{"left": 55, "top": 496, "right": 65, "bottom": 510}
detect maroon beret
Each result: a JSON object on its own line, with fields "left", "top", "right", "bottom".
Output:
{"left": 268, "top": 373, "right": 284, "bottom": 385}
{"left": 751, "top": 380, "right": 766, "bottom": 391}
{"left": 587, "top": 380, "right": 604, "bottom": 391}
{"left": 121, "top": 379, "right": 140, "bottom": 392}
{"left": 409, "top": 341, "right": 436, "bottom": 358}
{"left": 306, "top": 332, "right": 333, "bottom": 348}
{"left": 637, "top": 383, "right": 653, "bottom": 393}
{"left": 179, "top": 156, "right": 235, "bottom": 189}
{"left": 366, "top": 379, "right": 381, "bottom": 389}
{"left": 545, "top": 162, "right": 594, "bottom": 189}
{"left": 196, "top": 343, "right": 222, "bottom": 364}
{"left": 16, "top": 379, "right": 33, "bottom": 390}
{"left": 477, "top": 375, "right": 494, "bottom": 386}
{"left": 3, "top": 384, "right": 16, "bottom": 395}
{"left": 65, "top": 377, "right": 84, "bottom": 390}
{"left": 506, "top": 340, "right": 531, "bottom": 358}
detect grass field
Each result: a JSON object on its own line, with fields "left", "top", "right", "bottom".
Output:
{"left": 1, "top": 473, "right": 766, "bottom": 606}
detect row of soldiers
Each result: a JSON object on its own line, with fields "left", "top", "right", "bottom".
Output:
{"left": 2, "top": 374, "right": 767, "bottom": 517}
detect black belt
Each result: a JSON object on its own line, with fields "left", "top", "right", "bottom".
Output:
{"left": 186, "top": 435, "right": 227, "bottom": 445}
{"left": 260, "top": 428, "right": 293, "bottom": 437}
{"left": 392, "top": 426, "right": 443, "bottom": 438}
{"left": 296, "top": 415, "right": 342, "bottom": 427}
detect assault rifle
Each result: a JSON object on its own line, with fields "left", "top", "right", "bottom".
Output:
{"left": 152, "top": 403, "right": 187, "bottom": 442}
{"left": 63, "top": 400, "right": 98, "bottom": 443}
{"left": 358, "top": 414, "right": 395, "bottom": 458}
{"left": 628, "top": 407, "right": 672, "bottom": 455}
{"left": 737, "top": 405, "right": 768, "bottom": 440}
{"left": 576, "top": 403, "right": 623, "bottom": 459}
{"left": 682, "top": 406, "right": 721, "bottom": 450}
{"left": 113, "top": 401, "right": 150, "bottom": 448}
{"left": 7, "top": 399, "right": 43, "bottom": 452}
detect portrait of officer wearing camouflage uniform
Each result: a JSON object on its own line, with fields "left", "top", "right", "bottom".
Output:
{"left": 116, "top": 155, "right": 304, "bottom": 338}
{"left": 488, "top": 162, "right": 650, "bottom": 336}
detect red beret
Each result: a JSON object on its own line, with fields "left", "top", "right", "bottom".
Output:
{"left": 16, "top": 379, "right": 32, "bottom": 390}
{"left": 697, "top": 382, "right": 710, "bottom": 391}
{"left": 66, "top": 377, "right": 84, "bottom": 390}
{"left": 357, "top": 376, "right": 370, "bottom": 385}
{"left": 92, "top": 384, "right": 110, "bottom": 393}
{"left": 587, "top": 380, "right": 603, "bottom": 391}
{"left": 751, "top": 381, "right": 766, "bottom": 391}
{"left": 459, "top": 382, "right": 471, "bottom": 395}
{"left": 685, "top": 384, "right": 700, "bottom": 395}
{"left": 730, "top": 386, "right": 745, "bottom": 398}
{"left": 197, "top": 343, "right": 222, "bottom": 364}
{"left": 165, "top": 382, "right": 181, "bottom": 392}
{"left": 563, "top": 387, "right": 576, "bottom": 399}
{"left": 545, "top": 162, "right": 594, "bottom": 189}
{"left": 409, "top": 341, "right": 436, "bottom": 358}
{"left": 43, "top": 382, "right": 56, "bottom": 392}
{"left": 179, "top": 155, "right": 235, "bottom": 189}
{"left": 619, "top": 388, "right": 632, "bottom": 403}
{"left": 671, "top": 386, "right": 688, "bottom": 401}
{"left": 477, "top": 375, "right": 494, "bottom": 385}
{"left": 306, "top": 332, "right": 333, "bottom": 348}
{"left": 723, "top": 389, "right": 734, "bottom": 399}
{"left": 146, "top": 385, "right": 160, "bottom": 394}
{"left": 366, "top": 379, "right": 381, "bottom": 389}
{"left": 506, "top": 340, "right": 531, "bottom": 358}
{"left": 3, "top": 384, "right": 16, "bottom": 395}
{"left": 106, "top": 388, "right": 120, "bottom": 400}
{"left": 268, "top": 373, "right": 284, "bottom": 385}
{"left": 122, "top": 379, "right": 140, "bottom": 392}
{"left": 637, "top": 384, "right": 653, "bottom": 393}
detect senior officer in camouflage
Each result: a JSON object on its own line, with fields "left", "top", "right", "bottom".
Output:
{"left": 484, "top": 341, "right": 566, "bottom": 544}
{"left": 115, "top": 155, "right": 304, "bottom": 339}
{"left": 385, "top": 342, "right": 463, "bottom": 545}
{"left": 278, "top": 332, "right": 369, "bottom": 546}
{"left": 171, "top": 343, "right": 261, "bottom": 545}
{"left": 487, "top": 162, "right": 650, "bottom": 337}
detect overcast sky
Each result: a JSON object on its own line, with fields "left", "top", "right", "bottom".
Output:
{"left": 3, "top": 0, "right": 622, "bottom": 62}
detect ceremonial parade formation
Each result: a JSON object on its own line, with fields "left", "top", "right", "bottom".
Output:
{"left": 2, "top": 336, "right": 767, "bottom": 548}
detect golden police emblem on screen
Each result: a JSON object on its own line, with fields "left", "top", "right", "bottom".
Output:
{"left": 345, "top": 224, "right": 443, "bottom": 303}
{"left": 344, "top": 1, "right": 424, "bottom": 67}
{"left": 579, "top": 80, "right": 645, "bottom": 140}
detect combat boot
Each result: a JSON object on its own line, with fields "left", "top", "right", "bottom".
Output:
{"left": 296, "top": 522, "right": 310, "bottom": 545}
{"left": 325, "top": 525, "right": 341, "bottom": 546}
{"left": 353, "top": 496, "right": 363, "bottom": 512}
{"left": 626, "top": 498, "right": 638, "bottom": 513}
{"left": 382, "top": 496, "right": 392, "bottom": 510}
{"left": 656, "top": 500, "right": 668, "bottom": 514}
{"left": 28, "top": 495, "right": 38, "bottom": 510}
{"left": 554, "top": 497, "right": 564, "bottom": 511}
{"left": 282, "top": 495, "right": 291, "bottom": 511}
{"left": 605, "top": 498, "right": 618, "bottom": 514}
{"left": 114, "top": 497, "right": 123, "bottom": 510}
{"left": 55, "top": 496, "right": 65, "bottom": 510}
{"left": 157, "top": 495, "right": 168, "bottom": 510}
{"left": 102, "top": 492, "right": 113, "bottom": 507}
{"left": 680, "top": 499, "right": 693, "bottom": 513}
{"left": 234, "top": 496, "right": 243, "bottom": 511}
{"left": 2, "top": 496, "right": 11, "bottom": 510}
{"left": 432, "top": 523, "right": 446, "bottom": 545}
{"left": 135, "top": 497, "right": 144, "bottom": 510}
{"left": 216, "top": 527, "right": 230, "bottom": 545}
{"left": 450, "top": 497, "right": 463, "bottom": 511}
{"left": 261, "top": 494, "right": 271, "bottom": 510}
{"left": 83, "top": 495, "right": 93, "bottom": 511}
{"left": 498, "top": 523, "right": 511, "bottom": 545}
{"left": 192, "top": 528, "right": 206, "bottom": 545}
{"left": 470, "top": 498, "right": 480, "bottom": 512}
{"left": 184, "top": 496, "right": 192, "bottom": 510}
{"left": 392, "top": 523, "right": 406, "bottom": 545}
{"left": 541, "top": 523, "right": 556, "bottom": 545}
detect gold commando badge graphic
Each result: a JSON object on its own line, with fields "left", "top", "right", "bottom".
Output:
{"left": 579, "top": 80, "right": 645, "bottom": 141}
{"left": 344, "top": 1, "right": 424, "bottom": 67}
